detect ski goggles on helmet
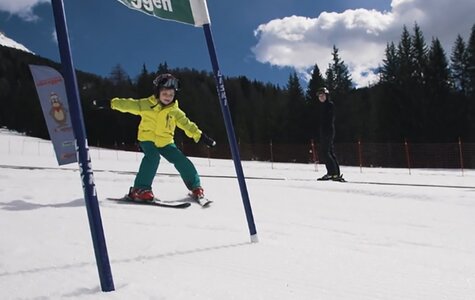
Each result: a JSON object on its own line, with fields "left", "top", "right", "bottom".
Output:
{"left": 317, "top": 87, "right": 329, "bottom": 95}
{"left": 153, "top": 74, "right": 179, "bottom": 91}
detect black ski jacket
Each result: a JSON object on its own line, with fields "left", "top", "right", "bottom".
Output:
{"left": 320, "top": 100, "right": 335, "bottom": 139}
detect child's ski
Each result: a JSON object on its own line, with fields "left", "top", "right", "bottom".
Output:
{"left": 107, "top": 197, "right": 191, "bottom": 209}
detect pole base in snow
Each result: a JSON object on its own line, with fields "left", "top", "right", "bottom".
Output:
{"left": 250, "top": 234, "right": 259, "bottom": 243}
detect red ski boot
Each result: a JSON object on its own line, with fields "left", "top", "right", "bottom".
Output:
{"left": 191, "top": 187, "right": 205, "bottom": 199}
{"left": 128, "top": 187, "right": 154, "bottom": 201}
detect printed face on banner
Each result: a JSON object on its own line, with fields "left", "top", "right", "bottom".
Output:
{"left": 29, "top": 65, "right": 77, "bottom": 166}
{"left": 49, "top": 92, "right": 68, "bottom": 126}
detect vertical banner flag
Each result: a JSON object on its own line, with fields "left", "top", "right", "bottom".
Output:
{"left": 116, "top": 0, "right": 210, "bottom": 26}
{"left": 29, "top": 64, "right": 77, "bottom": 165}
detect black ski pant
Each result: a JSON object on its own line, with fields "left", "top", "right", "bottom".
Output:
{"left": 320, "top": 135, "right": 340, "bottom": 176}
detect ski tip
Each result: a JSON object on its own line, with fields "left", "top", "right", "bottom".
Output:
{"left": 201, "top": 200, "right": 213, "bottom": 208}
{"left": 196, "top": 197, "right": 213, "bottom": 208}
{"left": 188, "top": 193, "right": 213, "bottom": 207}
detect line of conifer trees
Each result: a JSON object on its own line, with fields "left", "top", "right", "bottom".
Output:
{"left": 0, "top": 23, "right": 474, "bottom": 148}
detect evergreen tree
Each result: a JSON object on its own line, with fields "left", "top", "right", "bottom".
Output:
{"left": 410, "top": 25, "right": 430, "bottom": 139}
{"left": 378, "top": 41, "right": 403, "bottom": 141}
{"left": 109, "top": 64, "right": 130, "bottom": 85}
{"left": 426, "top": 38, "right": 454, "bottom": 141}
{"left": 325, "top": 67, "right": 336, "bottom": 92}
{"left": 450, "top": 35, "right": 469, "bottom": 94}
{"left": 396, "top": 25, "right": 427, "bottom": 140}
{"left": 467, "top": 24, "right": 475, "bottom": 95}
{"left": 285, "top": 72, "right": 306, "bottom": 142}
{"left": 109, "top": 64, "right": 135, "bottom": 97}
{"left": 397, "top": 25, "right": 413, "bottom": 86}
{"left": 466, "top": 24, "right": 475, "bottom": 141}
{"left": 136, "top": 64, "right": 153, "bottom": 97}
{"left": 380, "top": 42, "right": 398, "bottom": 84}
{"left": 265, "top": 83, "right": 287, "bottom": 144}
{"left": 306, "top": 64, "right": 326, "bottom": 102}
{"left": 427, "top": 38, "right": 450, "bottom": 93}
{"left": 411, "top": 23, "right": 428, "bottom": 85}
{"left": 157, "top": 62, "right": 169, "bottom": 74}
{"left": 286, "top": 72, "right": 305, "bottom": 104}
{"left": 325, "top": 45, "right": 352, "bottom": 95}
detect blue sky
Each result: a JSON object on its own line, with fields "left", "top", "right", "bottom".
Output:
{"left": 1, "top": 0, "right": 474, "bottom": 87}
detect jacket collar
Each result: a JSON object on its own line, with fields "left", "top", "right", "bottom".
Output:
{"left": 149, "top": 95, "right": 179, "bottom": 110}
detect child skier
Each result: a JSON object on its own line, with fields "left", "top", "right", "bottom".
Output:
{"left": 110, "top": 73, "right": 216, "bottom": 201}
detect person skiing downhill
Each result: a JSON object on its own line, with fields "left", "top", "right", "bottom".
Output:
{"left": 316, "top": 87, "right": 344, "bottom": 181}
{"left": 110, "top": 73, "right": 216, "bottom": 201}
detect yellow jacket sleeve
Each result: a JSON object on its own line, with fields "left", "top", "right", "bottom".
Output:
{"left": 110, "top": 97, "right": 144, "bottom": 115}
{"left": 171, "top": 108, "right": 202, "bottom": 143}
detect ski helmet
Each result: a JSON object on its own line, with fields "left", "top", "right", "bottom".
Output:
{"left": 153, "top": 73, "right": 179, "bottom": 92}
{"left": 316, "top": 87, "right": 329, "bottom": 95}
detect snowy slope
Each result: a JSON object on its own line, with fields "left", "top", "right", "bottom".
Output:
{"left": 0, "top": 32, "right": 34, "bottom": 54}
{"left": 0, "top": 129, "right": 474, "bottom": 300}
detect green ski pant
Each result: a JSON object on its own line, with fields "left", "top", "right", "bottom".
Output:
{"left": 134, "top": 141, "right": 201, "bottom": 191}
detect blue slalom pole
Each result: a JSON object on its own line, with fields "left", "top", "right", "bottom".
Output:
{"left": 202, "top": 24, "right": 258, "bottom": 243}
{"left": 51, "top": 0, "right": 114, "bottom": 291}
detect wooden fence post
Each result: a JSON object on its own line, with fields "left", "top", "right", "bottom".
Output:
{"left": 270, "top": 140, "right": 274, "bottom": 170}
{"left": 114, "top": 141, "right": 119, "bottom": 160}
{"left": 97, "top": 140, "right": 101, "bottom": 160}
{"left": 207, "top": 146, "right": 211, "bottom": 167}
{"left": 358, "top": 139, "right": 363, "bottom": 173}
{"left": 404, "top": 138, "right": 411, "bottom": 175}
{"left": 458, "top": 137, "right": 464, "bottom": 177}
{"left": 310, "top": 139, "right": 318, "bottom": 172}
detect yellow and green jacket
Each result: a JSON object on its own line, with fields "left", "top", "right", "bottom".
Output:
{"left": 111, "top": 96, "right": 202, "bottom": 148}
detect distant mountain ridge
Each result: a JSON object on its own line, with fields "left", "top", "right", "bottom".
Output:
{"left": 0, "top": 31, "right": 34, "bottom": 54}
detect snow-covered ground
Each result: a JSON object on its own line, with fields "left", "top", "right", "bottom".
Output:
{"left": 1, "top": 129, "right": 474, "bottom": 300}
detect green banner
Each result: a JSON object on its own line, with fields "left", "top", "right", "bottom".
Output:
{"left": 116, "top": 0, "right": 209, "bottom": 26}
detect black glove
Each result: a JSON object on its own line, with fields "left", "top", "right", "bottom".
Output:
{"left": 200, "top": 133, "right": 216, "bottom": 147}
{"left": 91, "top": 99, "right": 110, "bottom": 110}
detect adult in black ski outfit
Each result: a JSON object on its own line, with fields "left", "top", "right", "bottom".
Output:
{"left": 317, "top": 87, "right": 343, "bottom": 181}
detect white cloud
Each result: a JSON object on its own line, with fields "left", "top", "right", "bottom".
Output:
{"left": 252, "top": 0, "right": 475, "bottom": 88}
{"left": 0, "top": 0, "right": 50, "bottom": 21}
{"left": 51, "top": 29, "right": 57, "bottom": 44}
